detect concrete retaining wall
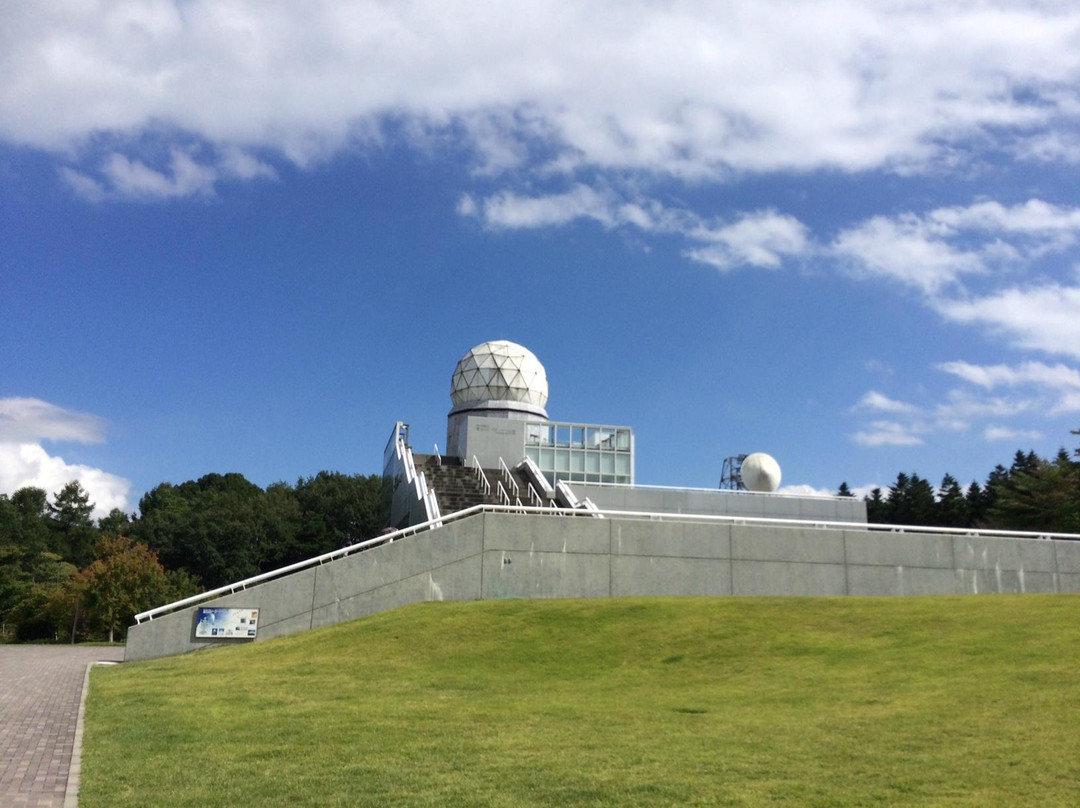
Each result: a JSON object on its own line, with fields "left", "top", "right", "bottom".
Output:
{"left": 125, "top": 512, "right": 1080, "bottom": 661}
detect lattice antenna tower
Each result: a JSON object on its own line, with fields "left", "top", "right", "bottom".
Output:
{"left": 720, "top": 454, "right": 747, "bottom": 490}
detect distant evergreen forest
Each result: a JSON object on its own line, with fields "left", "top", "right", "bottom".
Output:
{"left": 846, "top": 430, "right": 1080, "bottom": 534}
{"left": 2, "top": 430, "right": 1078, "bottom": 642}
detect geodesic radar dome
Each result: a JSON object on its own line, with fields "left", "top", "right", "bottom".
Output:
{"left": 450, "top": 340, "right": 548, "bottom": 417}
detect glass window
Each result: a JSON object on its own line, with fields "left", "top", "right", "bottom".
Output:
{"left": 555, "top": 450, "right": 570, "bottom": 471}
{"left": 616, "top": 429, "right": 630, "bottom": 450}
{"left": 540, "top": 448, "right": 554, "bottom": 469}
{"left": 556, "top": 426, "right": 571, "bottom": 447}
{"left": 601, "top": 453, "right": 615, "bottom": 473}
{"left": 572, "top": 427, "right": 584, "bottom": 447}
{"left": 586, "top": 427, "right": 599, "bottom": 447}
{"left": 616, "top": 454, "right": 630, "bottom": 475}
{"left": 586, "top": 452, "right": 600, "bottom": 473}
{"left": 526, "top": 447, "right": 539, "bottom": 464}
{"left": 571, "top": 451, "right": 585, "bottom": 472}
{"left": 526, "top": 424, "right": 541, "bottom": 445}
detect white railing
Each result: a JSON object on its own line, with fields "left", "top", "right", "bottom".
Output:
{"left": 134, "top": 500, "right": 1080, "bottom": 624}
{"left": 470, "top": 456, "right": 491, "bottom": 496}
{"left": 498, "top": 457, "right": 520, "bottom": 498}
{"left": 527, "top": 482, "right": 545, "bottom": 507}
{"left": 392, "top": 423, "right": 440, "bottom": 526}
{"left": 433, "top": 444, "right": 442, "bottom": 466}
{"left": 496, "top": 480, "right": 511, "bottom": 506}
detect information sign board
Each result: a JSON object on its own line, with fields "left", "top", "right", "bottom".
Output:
{"left": 194, "top": 607, "right": 259, "bottom": 639}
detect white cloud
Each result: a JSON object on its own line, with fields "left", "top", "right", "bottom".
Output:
{"left": 984, "top": 426, "right": 1043, "bottom": 443}
{"left": 0, "top": 398, "right": 130, "bottom": 520}
{"left": 467, "top": 184, "right": 617, "bottom": 230}
{"left": 937, "top": 360, "right": 1080, "bottom": 390}
{"left": 853, "top": 391, "right": 917, "bottom": 414}
{"left": 852, "top": 421, "right": 924, "bottom": 447}
{"left": 929, "top": 199, "right": 1080, "bottom": 236}
{"left": 0, "top": 398, "right": 106, "bottom": 444}
{"left": 831, "top": 214, "right": 983, "bottom": 294}
{"left": 934, "top": 284, "right": 1080, "bottom": 359}
{"left": 0, "top": 443, "right": 130, "bottom": 520}
{"left": 1050, "top": 393, "right": 1080, "bottom": 415}
{"left": 100, "top": 150, "right": 218, "bottom": 200}
{"left": 777, "top": 484, "right": 835, "bottom": 498}
{"left": 61, "top": 146, "right": 277, "bottom": 201}
{"left": 463, "top": 187, "right": 810, "bottom": 272}
{"left": 5, "top": 3, "right": 1080, "bottom": 184}
{"left": 683, "top": 210, "right": 809, "bottom": 272}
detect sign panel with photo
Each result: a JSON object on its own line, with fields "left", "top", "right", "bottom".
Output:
{"left": 194, "top": 607, "right": 260, "bottom": 639}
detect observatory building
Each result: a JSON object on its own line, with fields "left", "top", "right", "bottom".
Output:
{"left": 126, "top": 337, "right": 1080, "bottom": 663}
{"left": 385, "top": 339, "right": 863, "bottom": 528}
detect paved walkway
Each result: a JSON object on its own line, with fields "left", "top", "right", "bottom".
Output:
{"left": 0, "top": 645, "right": 125, "bottom": 808}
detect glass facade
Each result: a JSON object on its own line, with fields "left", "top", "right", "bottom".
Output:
{"left": 524, "top": 421, "right": 633, "bottom": 485}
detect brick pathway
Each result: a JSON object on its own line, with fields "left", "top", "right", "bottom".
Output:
{"left": 0, "top": 646, "right": 125, "bottom": 808}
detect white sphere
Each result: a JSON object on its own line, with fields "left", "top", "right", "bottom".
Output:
{"left": 450, "top": 340, "right": 548, "bottom": 414}
{"left": 741, "top": 453, "right": 782, "bottom": 493}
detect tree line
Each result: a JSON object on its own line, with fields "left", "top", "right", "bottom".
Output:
{"left": 840, "top": 430, "right": 1080, "bottom": 534}
{"left": 0, "top": 472, "right": 389, "bottom": 642}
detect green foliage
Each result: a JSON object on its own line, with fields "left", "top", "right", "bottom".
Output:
{"left": 1, "top": 470, "right": 389, "bottom": 642}
{"left": 49, "top": 480, "right": 97, "bottom": 568}
{"left": 82, "top": 597, "right": 1080, "bottom": 807}
{"left": 78, "top": 536, "right": 169, "bottom": 642}
{"left": 864, "top": 429, "right": 1080, "bottom": 533}
{"left": 985, "top": 448, "right": 1080, "bottom": 533}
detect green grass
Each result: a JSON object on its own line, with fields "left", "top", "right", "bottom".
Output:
{"left": 83, "top": 596, "right": 1080, "bottom": 807}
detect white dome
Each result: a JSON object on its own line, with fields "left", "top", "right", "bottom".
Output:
{"left": 741, "top": 453, "right": 782, "bottom": 493}
{"left": 450, "top": 340, "right": 548, "bottom": 415}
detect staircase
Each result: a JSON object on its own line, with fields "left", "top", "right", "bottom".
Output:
{"left": 414, "top": 456, "right": 559, "bottom": 513}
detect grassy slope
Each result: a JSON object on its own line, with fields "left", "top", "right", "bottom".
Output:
{"left": 83, "top": 596, "right": 1080, "bottom": 807}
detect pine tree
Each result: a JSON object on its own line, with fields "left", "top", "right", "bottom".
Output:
{"left": 937, "top": 473, "right": 969, "bottom": 527}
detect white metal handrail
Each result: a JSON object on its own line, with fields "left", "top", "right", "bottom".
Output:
{"left": 527, "top": 482, "right": 544, "bottom": 507}
{"left": 134, "top": 502, "right": 1080, "bottom": 625}
{"left": 471, "top": 456, "right": 491, "bottom": 496}
{"left": 394, "top": 427, "right": 439, "bottom": 525}
{"left": 496, "top": 480, "right": 511, "bottom": 506}
{"left": 498, "top": 457, "right": 520, "bottom": 497}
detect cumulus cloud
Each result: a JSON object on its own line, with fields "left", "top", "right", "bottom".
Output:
{"left": 777, "top": 484, "right": 835, "bottom": 498}
{"left": 5, "top": 2, "right": 1080, "bottom": 187}
{"left": 682, "top": 211, "right": 809, "bottom": 272}
{"left": 0, "top": 443, "right": 131, "bottom": 520}
{"left": 934, "top": 284, "right": 1080, "bottom": 359}
{"left": 0, "top": 398, "right": 131, "bottom": 520}
{"left": 832, "top": 214, "right": 984, "bottom": 294}
{"left": 832, "top": 199, "right": 1080, "bottom": 297}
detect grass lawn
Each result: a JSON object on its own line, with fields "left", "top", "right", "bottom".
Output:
{"left": 83, "top": 596, "right": 1080, "bottom": 807}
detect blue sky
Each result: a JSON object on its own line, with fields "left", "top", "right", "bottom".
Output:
{"left": 3, "top": 1, "right": 1080, "bottom": 518}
